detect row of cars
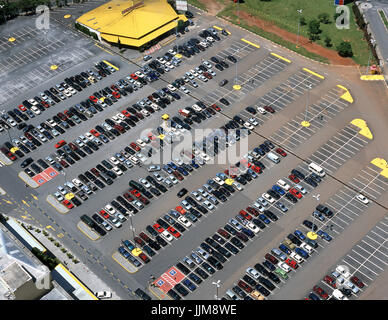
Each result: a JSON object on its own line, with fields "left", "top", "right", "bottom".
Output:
{"left": 0, "top": 61, "right": 114, "bottom": 133}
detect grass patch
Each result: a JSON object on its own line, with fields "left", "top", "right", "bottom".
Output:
{"left": 378, "top": 9, "right": 388, "bottom": 30}
{"left": 218, "top": 0, "right": 371, "bottom": 65}
{"left": 187, "top": 0, "right": 207, "bottom": 12}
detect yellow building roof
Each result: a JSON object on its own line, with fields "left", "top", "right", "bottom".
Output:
{"left": 76, "top": 0, "right": 187, "bottom": 47}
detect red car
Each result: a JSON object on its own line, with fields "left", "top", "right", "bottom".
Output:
{"left": 217, "top": 228, "right": 231, "bottom": 239}
{"left": 224, "top": 169, "right": 237, "bottom": 178}
{"left": 55, "top": 140, "right": 66, "bottom": 149}
{"left": 59, "top": 159, "right": 69, "bottom": 168}
{"left": 175, "top": 206, "right": 186, "bottom": 215}
{"left": 139, "top": 232, "right": 150, "bottom": 243}
{"left": 130, "top": 189, "right": 141, "bottom": 198}
{"left": 265, "top": 253, "right": 278, "bottom": 265}
{"left": 324, "top": 275, "right": 336, "bottom": 288}
{"left": 288, "top": 174, "right": 300, "bottom": 183}
{"left": 62, "top": 200, "right": 74, "bottom": 209}
{"left": 264, "top": 105, "right": 275, "bottom": 113}
{"left": 110, "top": 84, "right": 119, "bottom": 91}
{"left": 123, "top": 192, "right": 134, "bottom": 202}
{"left": 99, "top": 210, "right": 109, "bottom": 219}
{"left": 138, "top": 195, "right": 150, "bottom": 205}
{"left": 90, "top": 129, "right": 100, "bottom": 137}
{"left": 41, "top": 101, "right": 50, "bottom": 108}
{"left": 5, "top": 151, "right": 16, "bottom": 161}
{"left": 153, "top": 223, "right": 164, "bottom": 233}
{"left": 239, "top": 209, "right": 252, "bottom": 221}
{"left": 313, "top": 285, "right": 328, "bottom": 300}
{"left": 350, "top": 276, "right": 364, "bottom": 288}
{"left": 275, "top": 148, "right": 287, "bottom": 157}
{"left": 238, "top": 280, "right": 252, "bottom": 293}
{"left": 68, "top": 142, "right": 78, "bottom": 151}
{"left": 18, "top": 104, "right": 27, "bottom": 112}
{"left": 167, "top": 226, "right": 181, "bottom": 238}
{"left": 130, "top": 142, "right": 141, "bottom": 152}
{"left": 130, "top": 73, "right": 138, "bottom": 80}
{"left": 250, "top": 164, "right": 262, "bottom": 174}
{"left": 121, "top": 110, "right": 131, "bottom": 118}
{"left": 211, "top": 104, "right": 221, "bottom": 112}
{"left": 139, "top": 252, "right": 150, "bottom": 263}
{"left": 246, "top": 206, "right": 260, "bottom": 217}
{"left": 57, "top": 112, "right": 67, "bottom": 120}
{"left": 173, "top": 171, "right": 184, "bottom": 181}
{"left": 289, "top": 187, "right": 302, "bottom": 199}
{"left": 134, "top": 236, "right": 145, "bottom": 247}
{"left": 147, "top": 132, "right": 156, "bottom": 140}
{"left": 112, "top": 91, "right": 121, "bottom": 99}
{"left": 203, "top": 72, "right": 212, "bottom": 79}
{"left": 285, "top": 258, "right": 298, "bottom": 269}
{"left": 89, "top": 95, "right": 98, "bottom": 103}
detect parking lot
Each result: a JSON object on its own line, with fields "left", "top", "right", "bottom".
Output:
{"left": 0, "top": 3, "right": 387, "bottom": 300}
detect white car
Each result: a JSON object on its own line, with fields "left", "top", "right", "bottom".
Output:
{"left": 190, "top": 69, "right": 199, "bottom": 77}
{"left": 161, "top": 230, "right": 174, "bottom": 242}
{"left": 136, "top": 139, "right": 146, "bottom": 148}
{"left": 112, "top": 167, "right": 123, "bottom": 176}
{"left": 249, "top": 118, "right": 259, "bottom": 126}
{"left": 181, "top": 200, "right": 192, "bottom": 210}
{"left": 246, "top": 222, "right": 260, "bottom": 234}
{"left": 54, "top": 192, "right": 64, "bottom": 202}
{"left": 167, "top": 84, "right": 176, "bottom": 91}
{"left": 140, "top": 109, "right": 150, "bottom": 117}
{"left": 169, "top": 175, "right": 179, "bottom": 184}
{"left": 181, "top": 86, "right": 190, "bottom": 94}
{"left": 290, "top": 252, "right": 304, "bottom": 264}
{"left": 109, "top": 157, "right": 119, "bottom": 165}
{"left": 246, "top": 267, "right": 260, "bottom": 279}
{"left": 356, "top": 194, "right": 369, "bottom": 204}
{"left": 85, "top": 132, "right": 94, "bottom": 140}
{"left": 233, "top": 182, "right": 244, "bottom": 191}
{"left": 294, "top": 184, "right": 307, "bottom": 194}
{"left": 47, "top": 119, "right": 57, "bottom": 127}
{"left": 262, "top": 193, "right": 275, "bottom": 204}
{"left": 63, "top": 89, "right": 72, "bottom": 97}
{"left": 257, "top": 106, "right": 267, "bottom": 114}
{"left": 178, "top": 216, "right": 192, "bottom": 228}
{"left": 213, "top": 177, "right": 225, "bottom": 185}
{"left": 252, "top": 202, "right": 265, "bottom": 212}
{"left": 336, "top": 265, "right": 351, "bottom": 279}
{"left": 277, "top": 262, "right": 291, "bottom": 273}
{"left": 332, "top": 289, "right": 349, "bottom": 300}
{"left": 344, "top": 280, "right": 359, "bottom": 294}
{"left": 201, "top": 153, "right": 211, "bottom": 162}
{"left": 203, "top": 200, "right": 215, "bottom": 210}
{"left": 191, "top": 191, "right": 202, "bottom": 201}
{"left": 28, "top": 98, "right": 38, "bottom": 106}
{"left": 31, "top": 106, "right": 41, "bottom": 115}
{"left": 95, "top": 291, "right": 112, "bottom": 299}
{"left": 300, "top": 242, "right": 314, "bottom": 254}
{"left": 132, "top": 200, "right": 144, "bottom": 209}
{"left": 168, "top": 49, "right": 177, "bottom": 55}
{"left": 139, "top": 178, "right": 151, "bottom": 189}
{"left": 196, "top": 249, "right": 210, "bottom": 260}
{"left": 108, "top": 216, "right": 122, "bottom": 228}
{"left": 277, "top": 179, "right": 291, "bottom": 191}
{"left": 101, "top": 221, "right": 112, "bottom": 231}
{"left": 104, "top": 204, "right": 116, "bottom": 215}
{"left": 136, "top": 153, "right": 148, "bottom": 163}
{"left": 129, "top": 156, "right": 140, "bottom": 165}
{"left": 57, "top": 186, "right": 67, "bottom": 195}
{"left": 115, "top": 212, "right": 126, "bottom": 223}
{"left": 71, "top": 178, "right": 83, "bottom": 187}
{"left": 243, "top": 122, "right": 254, "bottom": 130}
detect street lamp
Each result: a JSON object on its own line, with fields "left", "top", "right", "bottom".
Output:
{"left": 128, "top": 213, "right": 136, "bottom": 241}
{"left": 212, "top": 280, "right": 221, "bottom": 300}
{"left": 296, "top": 9, "right": 303, "bottom": 48}
{"left": 301, "top": 84, "right": 312, "bottom": 127}
{"left": 0, "top": 109, "right": 12, "bottom": 141}
{"left": 0, "top": 4, "right": 6, "bottom": 25}
{"left": 307, "top": 194, "right": 320, "bottom": 240}
{"left": 233, "top": 48, "right": 241, "bottom": 91}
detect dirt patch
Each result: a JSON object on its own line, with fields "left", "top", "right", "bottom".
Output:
{"left": 197, "top": 0, "right": 226, "bottom": 16}
{"left": 229, "top": 11, "right": 357, "bottom": 66}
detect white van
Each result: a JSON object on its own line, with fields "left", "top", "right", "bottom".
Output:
{"left": 332, "top": 289, "right": 349, "bottom": 300}
{"left": 277, "top": 179, "right": 291, "bottom": 191}
{"left": 308, "top": 162, "right": 326, "bottom": 177}
{"left": 267, "top": 152, "right": 280, "bottom": 164}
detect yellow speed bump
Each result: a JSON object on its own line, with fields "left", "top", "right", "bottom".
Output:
{"left": 350, "top": 119, "right": 373, "bottom": 140}
{"left": 271, "top": 53, "right": 291, "bottom": 63}
{"left": 337, "top": 85, "right": 353, "bottom": 103}
{"left": 371, "top": 158, "right": 388, "bottom": 179}
{"left": 303, "top": 68, "right": 325, "bottom": 80}
{"left": 360, "top": 75, "right": 385, "bottom": 81}
{"left": 64, "top": 14, "right": 71, "bottom": 19}
{"left": 8, "top": 37, "right": 16, "bottom": 42}
{"left": 102, "top": 60, "right": 119, "bottom": 71}
{"left": 241, "top": 38, "right": 260, "bottom": 49}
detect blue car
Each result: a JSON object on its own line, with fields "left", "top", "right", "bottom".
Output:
{"left": 259, "top": 214, "right": 270, "bottom": 224}
{"left": 279, "top": 244, "right": 291, "bottom": 255}
{"left": 247, "top": 169, "right": 258, "bottom": 179}
{"left": 182, "top": 279, "right": 196, "bottom": 291}
{"left": 177, "top": 167, "right": 189, "bottom": 176}
{"left": 163, "top": 165, "right": 173, "bottom": 174}
{"left": 294, "top": 230, "right": 306, "bottom": 241}
{"left": 118, "top": 246, "right": 130, "bottom": 258}
{"left": 317, "top": 230, "right": 332, "bottom": 242}
{"left": 188, "top": 273, "right": 202, "bottom": 285}
{"left": 241, "top": 227, "right": 255, "bottom": 238}
{"left": 263, "top": 260, "right": 276, "bottom": 271}
{"left": 272, "top": 185, "right": 285, "bottom": 196}
{"left": 191, "top": 160, "right": 200, "bottom": 169}
{"left": 308, "top": 293, "right": 320, "bottom": 300}
{"left": 168, "top": 162, "right": 178, "bottom": 170}
{"left": 295, "top": 247, "right": 309, "bottom": 259}
{"left": 254, "top": 147, "right": 265, "bottom": 156}
{"left": 123, "top": 240, "right": 135, "bottom": 250}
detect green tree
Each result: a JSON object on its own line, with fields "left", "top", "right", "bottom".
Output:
{"left": 300, "top": 17, "right": 307, "bottom": 26}
{"left": 324, "top": 36, "right": 332, "bottom": 47}
{"left": 318, "top": 13, "right": 330, "bottom": 24}
{"left": 309, "top": 19, "right": 321, "bottom": 35}
{"left": 337, "top": 41, "right": 353, "bottom": 57}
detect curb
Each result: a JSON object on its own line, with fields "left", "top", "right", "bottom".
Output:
{"left": 46, "top": 195, "right": 69, "bottom": 214}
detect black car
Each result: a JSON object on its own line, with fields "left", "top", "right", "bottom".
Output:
{"left": 225, "top": 242, "right": 239, "bottom": 254}
{"left": 227, "top": 55, "right": 237, "bottom": 63}
{"left": 305, "top": 177, "right": 318, "bottom": 188}
{"left": 291, "top": 169, "right": 305, "bottom": 180}
{"left": 155, "top": 235, "right": 168, "bottom": 247}
{"left": 287, "top": 233, "right": 302, "bottom": 246}
{"left": 167, "top": 288, "right": 181, "bottom": 300}
{"left": 303, "top": 220, "right": 318, "bottom": 231}
{"left": 134, "top": 288, "right": 151, "bottom": 300}
{"left": 201, "top": 262, "right": 216, "bottom": 274}
{"left": 219, "top": 98, "right": 230, "bottom": 106}
{"left": 174, "top": 283, "right": 189, "bottom": 297}
{"left": 20, "top": 157, "right": 34, "bottom": 168}
{"left": 176, "top": 262, "right": 190, "bottom": 275}
{"left": 258, "top": 276, "right": 275, "bottom": 291}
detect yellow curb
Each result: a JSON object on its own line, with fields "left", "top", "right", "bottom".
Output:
{"left": 337, "top": 85, "right": 353, "bottom": 103}
{"left": 17, "top": 172, "right": 39, "bottom": 188}
{"left": 8, "top": 37, "right": 16, "bottom": 42}
{"left": 46, "top": 195, "right": 69, "bottom": 214}
{"left": 112, "top": 254, "right": 138, "bottom": 274}
{"left": 50, "top": 65, "right": 58, "bottom": 70}
{"left": 64, "top": 14, "right": 71, "bottom": 19}
{"left": 233, "top": 84, "right": 242, "bottom": 90}
{"left": 77, "top": 222, "right": 100, "bottom": 241}
{"left": 102, "top": 59, "right": 119, "bottom": 71}
{"left": 213, "top": 25, "right": 223, "bottom": 31}
{"left": 307, "top": 231, "right": 318, "bottom": 240}
{"left": 271, "top": 52, "right": 291, "bottom": 63}
{"left": 56, "top": 264, "right": 98, "bottom": 300}
{"left": 350, "top": 119, "right": 373, "bottom": 140}
{"left": 302, "top": 68, "right": 325, "bottom": 80}
{"left": 301, "top": 121, "right": 311, "bottom": 127}
{"left": 241, "top": 38, "right": 260, "bottom": 49}
{"left": 360, "top": 75, "right": 385, "bottom": 81}
{"left": 370, "top": 158, "right": 388, "bottom": 179}
{"left": 95, "top": 44, "right": 113, "bottom": 55}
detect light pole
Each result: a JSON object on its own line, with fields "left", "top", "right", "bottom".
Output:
{"left": 233, "top": 48, "right": 241, "bottom": 91}
{"left": 307, "top": 194, "right": 320, "bottom": 240}
{"left": 0, "top": 4, "right": 6, "bottom": 24}
{"left": 0, "top": 110, "right": 11, "bottom": 141}
{"left": 128, "top": 213, "right": 136, "bottom": 241}
{"left": 301, "top": 84, "right": 312, "bottom": 127}
{"left": 296, "top": 9, "right": 303, "bottom": 48}
{"left": 212, "top": 280, "right": 221, "bottom": 300}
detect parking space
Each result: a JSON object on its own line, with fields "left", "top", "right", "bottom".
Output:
{"left": 270, "top": 86, "right": 352, "bottom": 149}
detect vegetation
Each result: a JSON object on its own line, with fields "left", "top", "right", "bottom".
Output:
{"left": 31, "top": 247, "right": 60, "bottom": 270}
{"left": 187, "top": 0, "right": 207, "bottom": 12}
{"left": 337, "top": 41, "right": 353, "bottom": 57}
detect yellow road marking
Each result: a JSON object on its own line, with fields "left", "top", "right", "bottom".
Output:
{"left": 337, "top": 85, "right": 353, "bottom": 103}
{"left": 302, "top": 68, "right": 325, "bottom": 79}
{"left": 370, "top": 158, "right": 388, "bottom": 179}
{"left": 360, "top": 75, "right": 385, "bottom": 81}
{"left": 271, "top": 52, "right": 291, "bottom": 63}
{"left": 102, "top": 59, "right": 119, "bottom": 70}
{"left": 241, "top": 38, "right": 260, "bottom": 49}
{"left": 95, "top": 44, "right": 113, "bottom": 55}
{"left": 21, "top": 215, "right": 31, "bottom": 220}
{"left": 112, "top": 254, "right": 138, "bottom": 274}
{"left": 31, "top": 194, "right": 38, "bottom": 201}
{"left": 350, "top": 119, "right": 373, "bottom": 140}
{"left": 57, "top": 233, "right": 64, "bottom": 238}
{"left": 3, "top": 199, "right": 12, "bottom": 204}
{"left": 22, "top": 200, "right": 30, "bottom": 207}
{"left": 46, "top": 225, "right": 55, "bottom": 231}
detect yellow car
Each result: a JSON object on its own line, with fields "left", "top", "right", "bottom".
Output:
{"left": 250, "top": 290, "right": 265, "bottom": 300}
{"left": 131, "top": 248, "right": 142, "bottom": 257}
